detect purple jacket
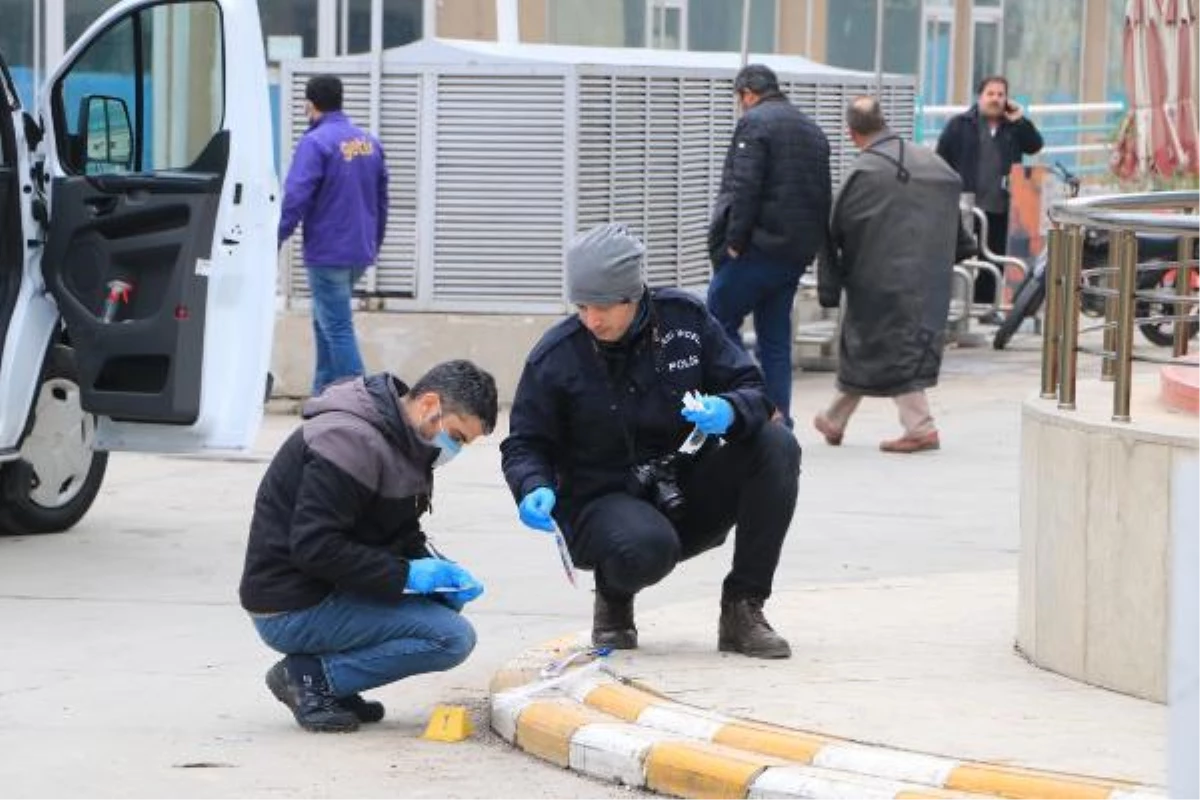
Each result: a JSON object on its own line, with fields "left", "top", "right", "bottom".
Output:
{"left": 279, "top": 111, "right": 389, "bottom": 268}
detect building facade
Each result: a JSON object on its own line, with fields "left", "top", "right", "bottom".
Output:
{"left": 1, "top": 0, "right": 1126, "bottom": 111}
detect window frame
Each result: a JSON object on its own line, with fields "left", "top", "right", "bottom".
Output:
{"left": 50, "top": 0, "right": 228, "bottom": 177}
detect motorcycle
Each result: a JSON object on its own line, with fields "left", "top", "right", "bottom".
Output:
{"left": 992, "top": 164, "right": 1199, "bottom": 350}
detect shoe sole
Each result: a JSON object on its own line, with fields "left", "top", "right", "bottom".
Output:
{"left": 880, "top": 441, "right": 941, "bottom": 454}
{"left": 718, "top": 639, "right": 792, "bottom": 659}
{"left": 593, "top": 633, "right": 638, "bottom": 650}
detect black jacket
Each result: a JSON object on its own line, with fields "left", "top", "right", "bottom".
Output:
{"left": 239, "top": 374, "right": 438, "bottom": 614}
{"left": 709, "top": 93, "right": 832, "bottom": 269}
{"left": 500, "top": 289, "right": 773, "bottom": 528}
{"left": 935, "top": 105, "right": 1044, "bottom": 195}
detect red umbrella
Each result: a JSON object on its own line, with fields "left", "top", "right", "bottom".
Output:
{"left": 1113, "top": 0, "right": 1177, "bottom": 179}
{"left": 1164, "top": 0, "right": 1198, "bottom": 174}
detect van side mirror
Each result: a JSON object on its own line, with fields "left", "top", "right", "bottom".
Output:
{"left": 78, "top": 95, "right": 133, "bottom": 174}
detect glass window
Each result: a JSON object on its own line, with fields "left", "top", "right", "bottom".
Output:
{"left": 826, "top": 0, "right": 921, "bottom": 75}
{"left": 688, "top": 0, "right": 776, "bottom": 53}
{"left": 1001, "top": 0, "right": 1082, "bottom": 103}
{"left": 649, "top": 2, "right": 685, "bottom": 49}
{"left": 972, "top": 19, "right": 1001, "bottom": 92}
{"left": 923, "top": 16, "right": 954, "bottom": 105}
{"left": 55, "top": 1, "right": 225, "bottom": 175}
{"left": 258, "top": 0, "right": 318, "bottom": 62}
{"left": 0, "top": 0, "right": 35, "bottom": 106}
{"left": 340, "top": 0, "right": 422, "bottom": 54}
{"left": 66, "top": 1, "right": 122, "bottom": 47}
{"left": 1106, "top": 0, "right": 1126, "bottom": 103}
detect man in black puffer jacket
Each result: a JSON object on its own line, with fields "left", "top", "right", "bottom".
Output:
{"left": 707, "top": 64, "right": 832, "bottom": 428}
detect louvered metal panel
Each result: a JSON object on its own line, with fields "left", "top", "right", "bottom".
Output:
{"left": 281, "top": 44, "right": 917, "bottom": 313}
{"left": 376, "top": 75, "right": 420, "bottom": 296}
{"left": 433, "top": 75, "right": 566, "bottom": 303}
{"left": 281, "top": 69, "right": 419, "bottom": 298}
{"left": 576, "top": 73, "right": 732, "bottom": 292}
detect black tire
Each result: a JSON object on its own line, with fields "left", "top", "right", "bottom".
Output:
{"left": 1079, "top": 247, "right": 1111, "bottom": 318}
{"left": 0, "top": 345, "right": 108, "bottom": 535}
{"left": 993, "top": 275, "right": 1046, "bottom": 350}
{"left": 1137, "top": 266, "right": 1199, "bottom": 347}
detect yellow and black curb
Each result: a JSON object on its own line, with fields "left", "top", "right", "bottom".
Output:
{"left": 489, "top": 634, "right": 1165, "bottom": 800}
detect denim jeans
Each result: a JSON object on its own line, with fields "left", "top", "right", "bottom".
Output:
{"left": 706, "top": 255, "right": 802, "bottom": 423}
{"left": 251, "top": 593, "right": 476, "bottom": 697}
{"left": 306, "top": 266, "right": 366, "bottom": 396}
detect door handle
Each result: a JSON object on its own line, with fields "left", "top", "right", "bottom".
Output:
{"left": 85, "top": 196, "right": 119, "bottom": 216}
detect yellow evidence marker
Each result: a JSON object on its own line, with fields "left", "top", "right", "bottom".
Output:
{"left": 421, "top": 705, "right": 474, "bottom": 742}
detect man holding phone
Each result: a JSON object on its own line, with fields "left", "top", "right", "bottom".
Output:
{"left": 936, "top": 75, "right": 1043, "bottom": 306}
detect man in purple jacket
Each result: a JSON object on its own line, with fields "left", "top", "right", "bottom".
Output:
{"left": 280, "top": 74, "right": 389, "bottom": 396}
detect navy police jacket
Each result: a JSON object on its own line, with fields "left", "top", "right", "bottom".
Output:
{"left": 500, "top": 288, "right": 773, "bottom": 528}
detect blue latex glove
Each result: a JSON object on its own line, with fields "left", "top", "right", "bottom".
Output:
{"left": 518, "top": 486, "right": 557, "bottom": 533}
{"left": 441, "top": 582, "right": 485, "bottom": 611}
{"left": 681, "top": 394, "right": 735, "bottom": 436}
{"left": 405, "top": 558, "right": 478, "bottom": 594}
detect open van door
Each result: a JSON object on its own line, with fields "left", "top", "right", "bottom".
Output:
{"left": 36, "top": 0, "right": 278, "bottom": 453}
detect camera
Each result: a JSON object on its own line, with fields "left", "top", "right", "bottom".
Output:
{"left": 630, "top": 453, "right": 687, "bottom": 521}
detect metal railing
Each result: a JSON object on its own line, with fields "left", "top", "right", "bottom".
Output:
{"left": 1041, "top": 190, "right": 1199, "bottom": 422}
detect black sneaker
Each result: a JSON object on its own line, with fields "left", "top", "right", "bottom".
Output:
{"left": 265, "top": 657, "right": 359, "bottom": 733}
{"left": 340, "top": 693, "right": 385, "bottom": 723}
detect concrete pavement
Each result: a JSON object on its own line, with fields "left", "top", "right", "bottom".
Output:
{"left": 0, "top": 329, "right": 1173, "bottom": 797}
{"left": 491, "top": 571, "right": 1165, "bottom": 797}
{"left": 486, "top": 334, "right": 1173, "bottom": 798}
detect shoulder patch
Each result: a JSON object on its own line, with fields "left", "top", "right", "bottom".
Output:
{"left": 528, "top": 316, "right": 583, "bottom": 365}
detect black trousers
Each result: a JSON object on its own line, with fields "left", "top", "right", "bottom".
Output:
{"left": 974, "top": 210, "right": 1009, "bottom": 303}
{"left": 568, "top": 422, "right": 801, "bottom": 602}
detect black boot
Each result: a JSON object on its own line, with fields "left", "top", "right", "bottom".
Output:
{"left": 718, "top": 596, "right": 791, "bottom": 659}
{"left": 341, "top": 694, "right": 385, "bottom": 723}
{"left": 265, "top": 657, "right": 360, "bottom": 733}
{"left": 592, "top": 591, "right": 637, "bottom": 650}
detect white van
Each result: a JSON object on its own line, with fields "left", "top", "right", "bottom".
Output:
{"left": 0, "top": 0, "right": 278, "bottom": 533}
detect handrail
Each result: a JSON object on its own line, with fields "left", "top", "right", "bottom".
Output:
{"left": 1041, "top": 190, "right": 1199, "bottom": 422}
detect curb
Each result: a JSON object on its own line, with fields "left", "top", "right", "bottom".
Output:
{"left": 489, "top": 634, "right": 1165, "bottom": 800}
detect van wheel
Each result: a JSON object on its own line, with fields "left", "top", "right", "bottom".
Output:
{"left": 0, "top": 346, "right": 107, "bottom": 535}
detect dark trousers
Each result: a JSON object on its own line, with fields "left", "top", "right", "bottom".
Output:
{"left": 568, "top": 422, "right": 801, "bottom": 601}
{"left": 706, "top": 255, "right": 803, "bottom": 424}
{"left": 974, "top": 211, "right": 1008, "bottom": 304}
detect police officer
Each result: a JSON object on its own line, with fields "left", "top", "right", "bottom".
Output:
{"left": 501, "top": 224, "right": 801, "bottom": 659}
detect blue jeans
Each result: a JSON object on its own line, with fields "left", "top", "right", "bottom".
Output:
{"left": 306, "top": 266, "right": 366, "bottom": 396}
{"left": 706, "top": 255, "right": 802, "bottom": 423}
{"left": 251, "top": 593, "right": 476, "bottom": 697}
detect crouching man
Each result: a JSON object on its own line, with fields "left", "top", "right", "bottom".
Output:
{"left": 239, "top": 361, "right": 498, "bottom": 732}
{"left": 501, "top": 224, "right": 801, "bottom": 659}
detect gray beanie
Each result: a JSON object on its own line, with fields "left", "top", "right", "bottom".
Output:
{"left": 565, "top": 223, "right": 646, "bottom": 305}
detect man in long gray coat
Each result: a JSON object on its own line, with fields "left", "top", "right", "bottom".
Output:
{"left": 813, "top": 97, "right": 962, "bottom": 454}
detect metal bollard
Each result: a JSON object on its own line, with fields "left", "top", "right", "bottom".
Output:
{"left": 1057, "top": 226, "right": 1084, "bottom": 410}
{"left": 1114, "top": 230, "right": 1138, "bottom": 422}
{"left": 1174, "top": 235, "right": 1195, "bottom": 359}
{"left": 1102, "top": 229, "right": 1120, "bottom": 381}
{"left": 1040, "top": 227, "right": 1066, "bottom": 399}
